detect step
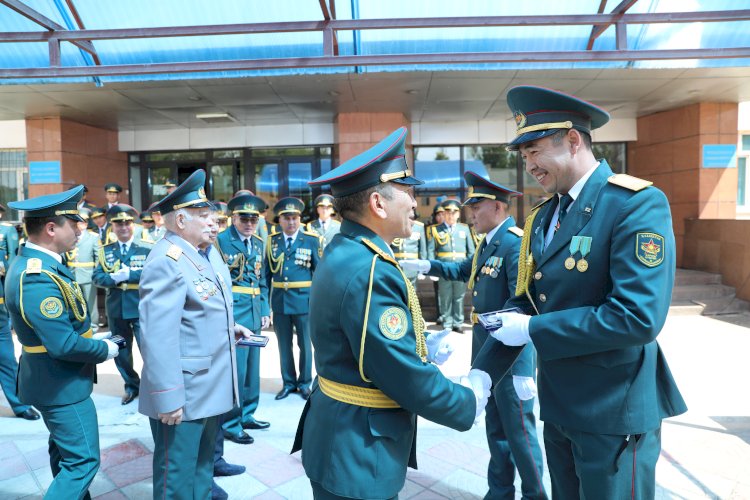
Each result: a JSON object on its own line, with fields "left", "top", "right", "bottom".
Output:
{"left": 669, "top": 301, "right": 706, "bottom": 316}
{"left": 674, "top": 268, "right": 722, "bottom": 287}
{"left": 670, "top": 284, "right": 735, "bottom": 302}
{"left": 695, "top": 296, "right": 750, "bottom": 316}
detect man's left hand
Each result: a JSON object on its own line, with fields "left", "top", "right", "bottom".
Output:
{"left": 233, "top": 323, "right": 253, "bottom": 340}
{"left": 261, "top": 316, "right": 271, "bottom": 329}
{"left": 426, "top": 328, "right": 454, "bottom": 365}
{"left": 489, "top": 312, "right": 531, "bottom": 346}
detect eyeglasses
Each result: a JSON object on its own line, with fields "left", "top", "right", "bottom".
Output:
{"left": 239, "top": 216, "right": 259, "bottom": 224}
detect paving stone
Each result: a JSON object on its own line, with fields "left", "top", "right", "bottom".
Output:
{"left": 107, "top": 454, "right": 152, "bottom": 488}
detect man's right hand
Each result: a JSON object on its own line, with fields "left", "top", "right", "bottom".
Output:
{"left": 103, "top": 338, "right": 119, "bottom": 360}
{"left": 158, "top": 408, "right": 184, "bottom": 425}
{"left": 399, "top": 259, "right": 431, "bottom": 274}
{"left": 460, "top": 369, "right": 492, "bottom": 421}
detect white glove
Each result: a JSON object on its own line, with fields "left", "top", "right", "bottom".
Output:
{"left": 261, "top": 316, "right": 271, "bottom": 329}
{"left": 426, "top": 328, "right": 454, "bottom": 365}
{"left": 417, "top": 274, "right": 425, "bottom": 280}
{"left": 109, "top": 265, "right": 130, "bottom": 284}
{"left": 512, "top": 376, "right": 538, "bottom": 401}
{"left": 489, "top": 312, "right": 532, "bottom": 346}
{"left": 429, "top": 276, "right": 439, "bottom": 282}
{"left": 92, "top": 331, "right": 112, "bottom": 341}
{"left": 399, "top": 259, "right": 430, "bottom": 274}
{"left": 103, "top": 339, "right": 119, "bottom": 360}
{"left": 460, "top": 369, "right": 492, "bottom": 420}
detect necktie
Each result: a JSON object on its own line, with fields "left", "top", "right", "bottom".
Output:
{"left": 555, "top": 194, "right": 573, "bottom": 232}
{"left": 321, "top": 221, "right": 326, "bottom": 232}
{"left": 286, "top": 237, "right": 293, "bottom": 249}
{"left": 121, "top": 243, "right": 128, "bottom": 255}
{"left": 243, "top": 238, "right": 249, "bottom": 250}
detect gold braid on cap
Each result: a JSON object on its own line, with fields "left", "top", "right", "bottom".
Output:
{"left": 515, "top": 208, "right": 541, "bottom": 298}
{"left": 516, "top": 120, "right": 573, "bottom": 136}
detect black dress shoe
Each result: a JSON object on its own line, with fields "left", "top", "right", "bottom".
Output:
{"left": 275, "top": 387, "right": 295, "bottom": 400}
{"left": 242, "top": 418, "right": 270, "bottom": 430}
{"left": 452, "top": 326, "right": 463, "bottom": 333}
{"left": 214, "top": 459, "right": 246, "bottom": 477}
{"left": 223, "top": 430, "right": 254, "bottom": 445}
{"left": 121, "top": 391, "right": 139, "bottom": 405}
{"left": 211, "top": 480, "right": 229, "bottom": 500}
{"left": 299, "top": 387, "right": 311, "bottom": 400}
{"left": 15, "top": 408, "right": 40, "bottom": 421}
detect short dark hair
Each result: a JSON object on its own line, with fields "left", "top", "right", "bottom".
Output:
{"left": 333, "top": 183, "right": 395, "bottom": 222}
{"left": 550, "top": 128, "right": 592, "bottom": 150}
{"left": 24, "top": 215, "right": 68, "bottom": 236}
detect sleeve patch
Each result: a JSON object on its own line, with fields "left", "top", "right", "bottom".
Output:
{"left": 636, "top": 232, "right": 665, "bottom": 267}
{"left": 40, "top": 297, "right": 64, "bottom": 318}
{"left": 379, "top": 307, "right": 408, "bottom": 340}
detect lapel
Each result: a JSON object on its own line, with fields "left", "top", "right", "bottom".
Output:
{"left": 536, "top": 161, "right": 613, "bottom": 267}
{"left": 56, "top": 259, "right": 76, "bottom": 281}
{"left": 228, "top": 226, "right": 249, "bottom": 256}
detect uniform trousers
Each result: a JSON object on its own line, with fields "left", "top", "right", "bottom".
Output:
{"left": 222, "top": 344, "right": 260, "bottom": 434}
{"left": 38, "top": 397, "right": 100, "bottom": 500}
{"left": 0, "top": 321, "right": 30, "bottom": 414}
{"left": 484, "top": 375, "right": 546, "bottom": 500}
{"left": 110, "top": 317, "right": 141, "bottom": 393}
{"left": 437, "top": 277, "right": 466, "bottom": 328}
{"left": 311, "top": 480, "right": 397, "bottom": 500}
{"left": 273, "top": 312, "right": 312, "bottom": 391}
{"left": 543, "top": 421, "right": 661, "bottom": 499}
{"left": 150, "top": 415, "right": 218, "bottom": 500}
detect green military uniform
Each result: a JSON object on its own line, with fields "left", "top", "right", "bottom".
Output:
{"left": 473, "top": 86, "right": 687, "bottom": 499}
{"left": 266, "top": 198, "right": 320, "bottom": 397}
{"left": 216, "top": 195, "right": 270, "bottom": 437}
{"left": 294, "top": 127, "right": 477, "bottom": 499}
{"left": 427, "top": 200, "right": 475, "bottom": 330}
{"left": 92, "top": 205, "right": 152, "bottom": 402}
{"left": 6, "top": 186, "right": 113, "bottom": 500}
{"left": 65, "top": 223, "right": 101, "bottom": 330}
{"left": 306, "top": 194, "right": 341, "bottom": 249}
{"left": 390, "top": 220, "right": 426, "bottom": 288}
{"left": 424, "top": 173, "right": 546, "bottom": 499}
{"left": 0, "top": 222, "right": 19, "bottom": 273}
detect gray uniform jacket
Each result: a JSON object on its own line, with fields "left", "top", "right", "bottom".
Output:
{"left": 138, "top": 231, "right": 238, "bottom": 421}
{"left": 66, "top": 230, "right": 100, "bottom": 285}
{"left": 307, "top": 219, "right": 341, "bottom": 249}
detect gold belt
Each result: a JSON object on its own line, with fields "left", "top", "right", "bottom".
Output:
{"left": 437, "top": 252, "right": 466, "bottom": 258}
{"left": 23, "top": 328, "right": 93, "bottom": 354}
{"left": 232, "top": 285, "right": 261, "bottom": 295}
{"left": 272, "top": 281, "right": 312, "bottom": 290}
{"left": 393, "top": 252, "right": 418, "bottom": 259}
{"left": 117, "top": 283, "right": 139, "bottom": 290}
{"left": 471, "top": 311, "right": 479, "bottom": 325}
{"left": 0, "top": 298, "right": 3, "bottom": 305}
{"left": 318, "top": 376, "right": 400, "bottom": 409}
{"left": 68, "top": 262, "right": 95, "bottom": 268}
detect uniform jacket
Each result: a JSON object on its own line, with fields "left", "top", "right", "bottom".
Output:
{"left": 64, "top": 230, "right": 100, "bottom": 285}
{"left": 427, "top": 217, "right": 535, "bottom": 375}
{"left": 0, "top": 222, "right": 19, "bottom": 273}
{"left": 306, "top": 218, "right": 341, "bottom": 248}
{"left": 4, "top": 246, "right": 108, "bottom": 406}
{"left": 138, "top": 231, "right": 238, "bottom": 421}
{"left": 427, "top": 221, "right": 476, "bottom": 262}
{"left": 390, "top": 221, "right": 427, "bottom": 280}
{"left": 474, "top": 161, "right": 687, "bottom": 435}
{"left": 92, "top": 239, "right": 152, "bottom": 321}
{"left": 96, "top": 223, "right": 116, "bottom": 245}
{"left": 216, "top": 225, "right": 269, "bottom": 332}
{"left": 293, "top": 220, "right": 475, "bottom": 499}
{"left": 265, "top": 229, "right": 321, "bottom": 315}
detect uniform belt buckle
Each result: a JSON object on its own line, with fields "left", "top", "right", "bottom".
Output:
{"left": 119, "top": 283, "right": 127, "bottom": 290}
{"left": 283, "top": 282, "right": 289, "bottom": 290}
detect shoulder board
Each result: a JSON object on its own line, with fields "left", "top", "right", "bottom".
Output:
{"left": 302, "top": 229, "right": 320, "bottom": 238}
{"left": 608, "top": 174, "right": 653, "bottom": 192}
{"left": 87, "top": 229, "right": 98, "bottom": 235}
{"left": 166, "top": 245, "right": 182, "bottom": 261}
{"left": 305, "top": 222, "right": 314, "bottom": 231}
{"left": 26, "top": 258, "right": 42, "bottom": 274}
{"left": 508, "top": 226, "right": 524, "bottom": 237}
{"left": 269, "top": 231, "right": 280, "bottom": 237}
{"left": 103, "top": 242, "right": 117, "bottom": 249}
{"left": 532, "top": 197, "right": 554, "bottom": 211}
{"left": 412, "top": 220, "right": 424, "bottom": 226}
{"left": 360, "top": 237, "right": 398, "bottom": 266}
{"left": 252, "top": 233, "right": 263, "bottom": 242}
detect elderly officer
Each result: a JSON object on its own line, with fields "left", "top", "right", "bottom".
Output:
{"left": 427, "top": 199, "right": 475, "bottom": 332}
{"left": 217, "top": 193, "right": 271, "bottom": 444}
{"left": 402, "top": 172, "right": 547, "bottom": 500}
{"left": 390, "top": 209, "right": 426, "bottom": 288}
{"left": 64, "top": 207, "right": 101, "bottom": 331}
{"left": 138, "top": 170, "right": 251, "bottom": 500}
{"left": 104, "top": 183, "right": 122, "bottom": 209}
{"left": 306, "top": 193, "right": 341, "bottom": 248}
{"left": 266, "top": 197, "right": 320, "bottom": 400}
{"left": 473, "top": 86, "right": 687, "bottom": 499}
{"left": 5, "top": 186, "right": 119, "bottom": 499}
{"left": 93, "top": 205, "right": 152, "bottom": 405}
{"left": 292, "top": 127, "right": 490, "bottom": 499}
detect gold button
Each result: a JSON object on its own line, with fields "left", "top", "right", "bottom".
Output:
{"left": 534, "top": 271, "right": 542, "bottom": 280}
{"left": 473, "top": 291, "right": 478, "bottom": 296}
{"left": 539, "top": 293, "right": 547, "bottom": 302}
{"left": 284, "top": 277, "right": 288, "bottom": 281}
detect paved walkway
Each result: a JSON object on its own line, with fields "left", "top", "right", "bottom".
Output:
{"left": 1, "top": 313, "right": 749, "bottom": 499}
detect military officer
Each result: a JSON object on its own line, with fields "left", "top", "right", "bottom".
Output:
{"left": 164, "top": 179, "right": 177, "bottom": 195}
{"left": 266, "top": 197, "right": 320, "bottom": 400}
{"left": 5, "top": 186, "right": 119, "bottom": 499}
{"left": 104, "top": 183, "right": 122, "bottom": 209}
{"left": 65, "top": 208, "right": 102, "bottom": 331}
{"left": 138, "top": 170, "right": 251, "bottom": 500}
{"left": 213, "top": 201, "right": 229, "bottom": 232}
{"left": 143, "top": 202, "right": 167, "bottom": 242}
{"left": 427, "top": 199, "right": 475, "bottom": 332}
{"left": 216, "top": 193, "right": 271, "bottom": 444}
{"left": 91, "top": 206, "right": 115, "bottom": 245}
{"left": 402, "top": 172, "right": 547, "bottom": 500}
{"left": 306, "top": 193, "right": 341, "bottom": 248}
{"left": 390, "top": 209, "right": 426, "bottom": 288}
{"left": 0, "top": 203, "right": 19, "bottom": 272}
{"left": 425, "top": 203, "right": 445, "bottom": 323}
{"left": 473, "top": 86, "right": 687, "bottom": 499}
{"left": 293, "top": 127, "right": 490, "bottom": 499}
{"left": 93, "top": 205, "right": 152, "bottom": 405}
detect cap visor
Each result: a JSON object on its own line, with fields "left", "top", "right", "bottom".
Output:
{"left": 462, "top": 197, "right": 483, "bottom": 206}
{"left": 65, "top": 214, "right": 85, "bottom": 223}
{"left": 391, "top": 176, "right": 424, "bottom": 187}
{"left": 506, "top": 129, "right": 559, "bottom": 151}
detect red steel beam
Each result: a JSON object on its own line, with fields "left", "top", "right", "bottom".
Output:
{"left": 64, "top": 0, "right": 101, "bottom": 65}
{"left": 587, "top": 0, "right": 639, "bottom": 50}
{"left": 0, "top": 0, "right": 96, "bottom": 53}
{"left": 1, "top": 48, "right": 749, "bottom": 79}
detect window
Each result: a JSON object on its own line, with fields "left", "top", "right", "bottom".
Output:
{"left": 738, "top": 134, "right": 750, "bottom": 211}
{"left": 0, "top": 149, "right": 27, "bottom": 220}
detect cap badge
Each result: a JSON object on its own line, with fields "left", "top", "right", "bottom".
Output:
{"left": 514, "top": 110, "right": 527, "bottom": 129}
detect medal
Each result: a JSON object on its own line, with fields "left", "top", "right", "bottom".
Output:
{"left": 565, "top": 236, "right": 582, "bottom": 271}
{"left": 576, "top": 259, "right": 589, "bottom": 272}
{"left": 490, "top": 269, "right": 498, "bottom": 278}
{"left": 564, "top": 257, "right": 576, "bottom": 270}
{"left": 576, "top": 236, "right": 592, "bottom": 273}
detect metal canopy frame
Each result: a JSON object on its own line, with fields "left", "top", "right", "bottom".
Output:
{"left": 0, "top": 4, "right": 749, "bottom": 80}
